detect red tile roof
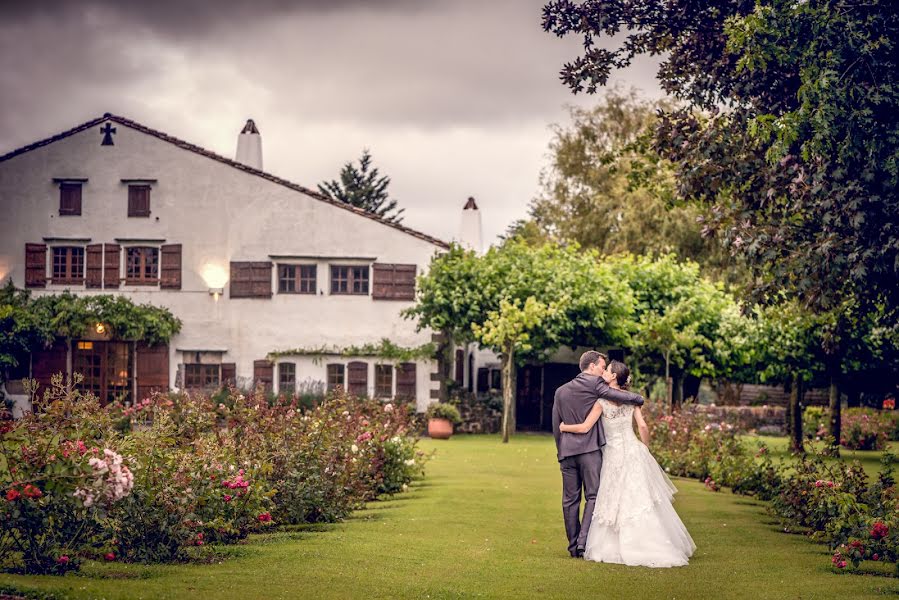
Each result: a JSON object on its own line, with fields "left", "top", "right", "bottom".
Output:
{"left": 0, "top": 113, "right": 450, "bottom": 249}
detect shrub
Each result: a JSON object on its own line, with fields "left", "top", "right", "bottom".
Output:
{"left": 425, "top": 402, "right": 462, "bottom": 425}
{"left": 0, "top": 379, "right": 426, "bottom": 573}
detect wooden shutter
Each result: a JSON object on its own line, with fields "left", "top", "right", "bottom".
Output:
{"left": 396, "top": 362, "right": 417, "bottom": 400}
{"left": 253, "top": 359, "right": 273, "bottom": 391}
{"left": 31, "top": 339, "right": 69, "bottom": 399}
{"left": 372, "top": 263, "right": 416, "bottom": 300}
{"left": 128, "top": 185, "right": 151, "bottom": 217}
{"left": 221, "top": 363, "right": 236, "bottom": 386}
{"left": 455, "top": 349, "right": 464, "bottom": 384}
{"left": 136, "top": 342, "right": 169, "bottom": 401}
{"left": 85, "top": 244, "right": 103, "bottom": 288}
{"left": 103, "top": 243, "right": 120, "bottom": 288}
{"left": 59, "top": 184, "right": 82, "bottom": 216}
{"left": 25, "top": 243, "right": 47, "bottom": 288}
{"left": 230, "top": 261, "right": 272, "bottom": 298}
{"left": 347, "top": 361, "right": 368, "bottom": 397}
{"left": 160, "top": 244, "right": 182, "bottom": 289}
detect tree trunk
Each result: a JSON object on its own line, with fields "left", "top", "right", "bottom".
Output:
{"left": 784, "top": 383, "right": 793, "bottom": 438}
{"left": 501, "top": 344, "right": 516, "bottom": 444}
{"left": 829, "top": 375, "right": 841, "bottom": 452}
{"left": 683, "top": 374, "right": 701, "bottom": 403}
{"left": 789, "top": 372, "right": 804, "bottom": 454}
{"left": 671, "top": 372, "right": 683, "bottom": 412}
{"left": 434, "top": 330, "right": 452, "bottom": 402}
{"left": 665, "top": 349, "right": 671, "bottom": 412}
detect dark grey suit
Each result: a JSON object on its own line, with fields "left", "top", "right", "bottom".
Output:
{"left": 552, "top": 373, "right": 644, "bottom": 554}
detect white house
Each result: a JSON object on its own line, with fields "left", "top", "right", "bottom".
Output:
{"left": 0, "top": 113, "right": 454, "bottom": 413}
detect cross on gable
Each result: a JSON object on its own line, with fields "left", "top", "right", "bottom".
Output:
{"left": 100, "top": 122, "right": 116, "bottom": 146}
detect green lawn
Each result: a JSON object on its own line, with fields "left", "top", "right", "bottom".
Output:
{"left": 2, "top": 434, "right": 897, "bottom": 600}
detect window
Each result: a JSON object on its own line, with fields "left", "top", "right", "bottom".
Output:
{"left": 126, "top": 247, "right": 159, "bottom": 284}
{"left": 278, "top": 264, "right": 317, "bottom": 294}
{"left": 330, "top": 265, "right": 369, "bottom": 295}
{"left": 375, "top": 365, "right": 393, "bottom": 398}
{"left": 51, "top": 246, "right": 84, "bottom": 283}
{"left": 279, "top": 362, "right": 296, "bottom": 395}
{"left": 327, "top": 364, "right": 345, "bottom": 392}
{"left": 128, "top": 185, "right": 151, "bottom": 217}
{"left": 59, "top": 183, "right": 82, "bottom": 216}
{"left": 184, "top": 364, "right": 221, "bottom": 389}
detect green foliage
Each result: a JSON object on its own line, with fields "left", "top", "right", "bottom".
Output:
{"left": 425, "top": 402, "right": 462, "bottom": 425}
{"left": 318, "top": 149, "right": 404, "bottom": 223}
{"left": 267, "top": 338, "right": 435, "bottom": 362}
{"left": 0, "top": 381, "right": 426, "bottom": 574}
{"left": 605, "top": 254, "right": 744, "bottom": 382}
{"left": 0, "top": 285, "right": 181, "bottom": 382}
{"left": 512, "top": 88, "right": 738, "bottom": 283}
{"left": 0, "top": 283, "right": 53, "bottom": 379}
{"left": 543, "top": 0, "right": 899, "bottom": 321}
{"left": 406, "top": 240, "right": 634, "bottom": 361}
{"left": 29, "top": 293, "right": 181, "bottom": 344}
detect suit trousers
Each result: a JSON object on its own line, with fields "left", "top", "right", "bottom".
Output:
{"left": 559, "top": 449, "right": 602, "bottom": 554}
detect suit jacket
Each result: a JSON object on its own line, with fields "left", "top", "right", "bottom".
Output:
{"left": 552, "top": 373, "right": 644, "bottom": 461}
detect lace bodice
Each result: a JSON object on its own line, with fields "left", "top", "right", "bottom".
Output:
{"left": 599, "top": 399, "right": 635, "bottom": 442}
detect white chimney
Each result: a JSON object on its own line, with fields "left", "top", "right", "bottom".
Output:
{"left": 235, "top": 119, "right": 263, "bottom": 171}
{"left": 458, "top": 196, "right": 483, "bottom": 254}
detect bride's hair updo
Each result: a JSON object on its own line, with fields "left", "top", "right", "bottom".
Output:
{"left": 608, "top": 360, "right": 631, "bottom": 390}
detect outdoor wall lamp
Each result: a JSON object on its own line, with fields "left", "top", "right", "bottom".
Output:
{"left": 208, "top": 287, "right": 224, "bottom": 301}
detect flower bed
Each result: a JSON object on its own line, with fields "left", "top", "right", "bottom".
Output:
{"left": 642, "top": 400, "right": 898, "bottom": 577}
{"left": 0, "top": 375, "right": 426, "bottom": 573}
{"left": 804, "top": 407, "right": 896, "bottom": 450}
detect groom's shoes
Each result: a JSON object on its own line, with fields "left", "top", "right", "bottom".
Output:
{"left": 575, "top": 547, "right": 586, "bottom": 558}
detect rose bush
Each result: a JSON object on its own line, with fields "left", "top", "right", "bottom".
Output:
{"left": 0, "top": 378, "right": 426, "bottom": 573}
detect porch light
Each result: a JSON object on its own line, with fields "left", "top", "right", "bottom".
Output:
{"left": 209, "top": 287, "right": 224, "bottom": 301}
{"left": 95, "top": 322, "right": 106, "bottom": 335}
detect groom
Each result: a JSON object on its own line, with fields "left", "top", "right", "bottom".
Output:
{"left": 552, "top": 351, "right": 645, "bottom": 558}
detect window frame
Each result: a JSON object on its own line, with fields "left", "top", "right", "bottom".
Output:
{"left": 326, "top": 363, "right": 345, "bottom": 392}
{"left": 330, "top": 264, "right": 369, "bottom": 295}
{"left": 277, "top": 264, "right": 317, "bottom": 294}
{"left": 125, "top": 246, "right": 160, "bottom": 285}
{"left": 278, "top": 362, "right": 296, "bottom": 395}
{"left": 184, "top": 364, "right": 221, "bottom": 390}
{"left": 50, "top": 246, "right": 85, "bottom": 284}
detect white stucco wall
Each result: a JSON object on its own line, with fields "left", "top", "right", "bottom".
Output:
{"left": 0, "top": 119, "right": 443, "bottom": 412}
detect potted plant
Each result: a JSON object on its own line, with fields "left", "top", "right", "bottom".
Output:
{"left": 426, "top": 402, "right": 462, "bottom": 439}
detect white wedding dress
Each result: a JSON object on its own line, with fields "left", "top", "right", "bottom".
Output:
{"left": 584, "top": 400, "right": 696, "bottom": 567}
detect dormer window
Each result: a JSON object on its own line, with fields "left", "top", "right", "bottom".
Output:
{"left": 122, "top": 179, "right": 156, "bottom": 217}
{"left": 53, "top": 178, "right": 87, "bottom": 216}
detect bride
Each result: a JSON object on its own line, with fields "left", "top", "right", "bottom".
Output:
{"left": 559, "top": 360, "right": 696, "bottom": 568}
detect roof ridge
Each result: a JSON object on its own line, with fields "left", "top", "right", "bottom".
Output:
{"left": 0, "top": 113, "right": 449, "bottom": 250}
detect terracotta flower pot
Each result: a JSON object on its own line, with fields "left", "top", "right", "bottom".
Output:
{"left": 428, "top": 418, "right": 454, "bottom": 439}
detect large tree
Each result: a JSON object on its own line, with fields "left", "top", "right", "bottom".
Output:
{"left": 318, "top": 149, "right": 405, "bottom": 223}
{"left": 512, "top": 88, "right": 739, "bottom": 282}
{"left": 543, "top": 0, "right": 899, "bottom": 442}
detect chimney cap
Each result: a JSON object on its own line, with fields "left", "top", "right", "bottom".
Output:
{"left": 241, "top": 119, "right": 259, "bottom": 134}
{"left": 463, "top": 196, "right": 478, "bottom": 210}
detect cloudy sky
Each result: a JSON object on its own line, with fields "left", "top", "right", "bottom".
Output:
{"left": 0, "top": 0, "right": 662, "bottom": 244}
